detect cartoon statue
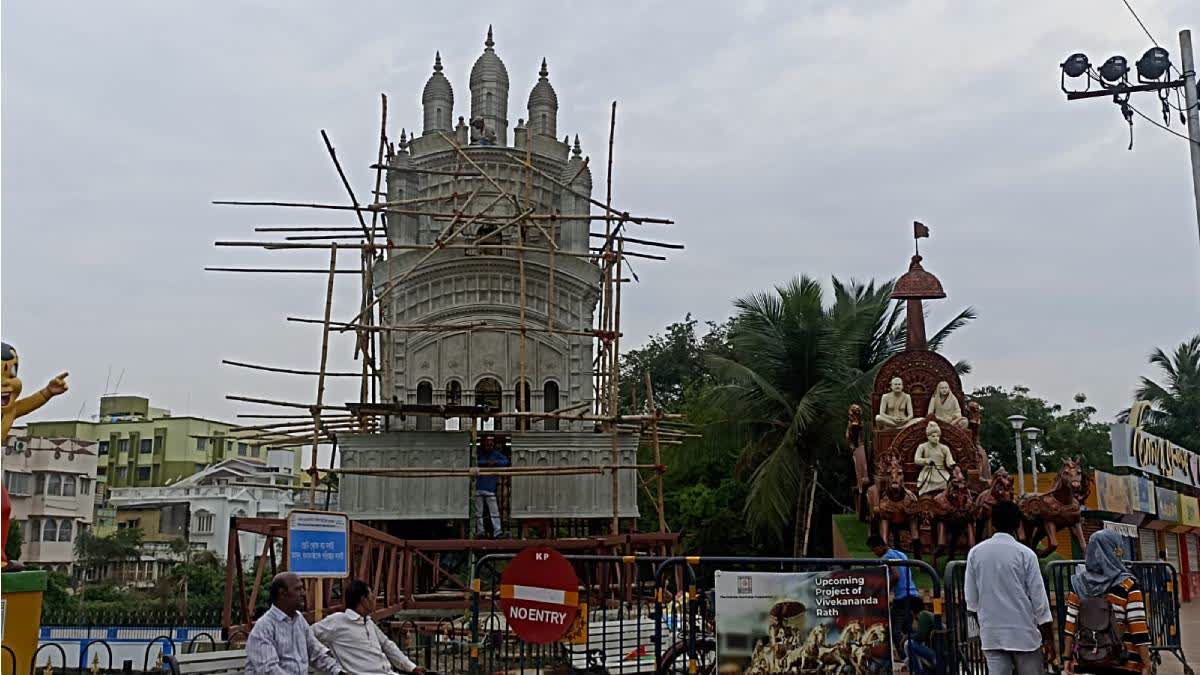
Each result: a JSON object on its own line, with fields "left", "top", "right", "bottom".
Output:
{"left": 2, "top": 342, "right": 69, "bottom": 571}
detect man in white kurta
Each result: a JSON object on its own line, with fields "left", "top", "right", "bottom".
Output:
{"left": 312, "top": 580, "right": 425, "bottom": 675}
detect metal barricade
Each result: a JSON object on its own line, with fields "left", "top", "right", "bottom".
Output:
{"left": 651, "top": 556, "right": 944, "bottom": 675}
{"left": 470, "top": 554, "right": 671, "bottom": 675}
{"left": 942, "top": 560, "right": 984, "bottom": 675}
{"left": 1047, "top": 560, "right": 1193, "bottom": 675}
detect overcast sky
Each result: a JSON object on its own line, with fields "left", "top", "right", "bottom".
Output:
{"left": 3, "top": 1, "right": 1198, "bottom": 444}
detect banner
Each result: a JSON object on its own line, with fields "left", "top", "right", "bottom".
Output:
{"left": 1103, "top": 521, "right": 1138, "bottom": 537}
{"left": 1182, "top": 495, "right": 1200, "bottom": 528}
{"left": 715, "top": 568, "right": 891, "bottom": 674}
{"left": 1094, "top": 470, "right": 1131, "bottom": 513}
{"left": 1126, "top": 475, "right": 1156, "bottom": 514}
{"left": 1156, "top": 487, "right": 1180, "bottom": 523}
{"left": 1110, "top": 421, "right": 1199, "bottom": 490}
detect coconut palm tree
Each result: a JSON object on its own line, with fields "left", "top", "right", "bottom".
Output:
{"left": 708, "top": 275, "right": 975, "bottom": 553}
{"left": 1134, "top": 335, "right": 1200, "bottom": 451}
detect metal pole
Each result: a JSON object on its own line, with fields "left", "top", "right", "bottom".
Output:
{"left": 1030, "top": 441, "right": 1038, "bottom": 490}
{"left": 1181, "top": 29, "right": 1200, "bottom": 248}
{"left": 1014, "top": 432, "right": 1026, "bottom": 497}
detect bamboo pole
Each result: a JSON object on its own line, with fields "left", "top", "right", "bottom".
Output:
{"left": 332, "top": 464, "right": 659, "bottom": 477}
{"left": 205, "top": 267, "right": 361, "bottom": 275}
{"left": 309, "top": 244, "right": 338, "bottom": 510}
{"left": 321, "top": 130, "right": 371, "bottom": 241}
{"left": 604, "top": 101, "right": 621, "bottom": 535}
{"left": 221, "top": 359, "right": 361, "bottom": 378}
{"left": 227, "top": 394, "right": 349, "bottom": 411}
{"left": 644, "top": 372, "right": 666, "bottom": 533}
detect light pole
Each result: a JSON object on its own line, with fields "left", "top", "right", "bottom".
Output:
{"left": 1024, "top": 427, "right": 1043, "bottom": 491}
{"left": 1008, "top": 415, "right": 1027, "bottom": 496}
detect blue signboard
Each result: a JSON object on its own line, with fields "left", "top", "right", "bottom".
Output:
{"left": 287, "top": 510, "right": 349, "bottom": 578}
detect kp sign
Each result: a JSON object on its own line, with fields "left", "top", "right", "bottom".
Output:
{"left": 499, "top": 547, "right": 580, "bottom": 644}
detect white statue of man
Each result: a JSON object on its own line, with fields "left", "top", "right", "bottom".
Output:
{"left": 927, "top": 380, "right": 968, "bottom": 430}
{"left": 875, "top": 377, "right": 918, "bottom": 429}
{"left": 915, "top": 421, "right": 957, "bottom": 495}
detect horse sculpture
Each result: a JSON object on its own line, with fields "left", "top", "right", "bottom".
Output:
{"left": 1018, "top": 457, "right": 1091, "bottom": 557}
{"left": 818, "top": 622, "right": 863, "bottom": 673}
{"left": 847, "top": 404, "right": 872, "bottom": 521}
{"left": 851, "top": 623, "right": 890, "bottom": 674}
{"left": 975, "top": 467, "right": 1014, "bottom": 541}
{"left": 869, "top": 455, "right": 920, "bottom": 556}
{"left": 919, "top": 464, "right": 978, "bottom": 569}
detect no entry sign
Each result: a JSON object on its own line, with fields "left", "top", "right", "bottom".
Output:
{"left": 499, "top": 546, "right": 580, "bottom": 644}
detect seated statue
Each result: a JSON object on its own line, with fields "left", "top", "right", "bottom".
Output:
{"left": 915, "top": 421, "right": 957, "bottom": 495}
{"left": 875, "top": 377, "right": 920, "bottom": 430}
{"left": 927, "top": 380, "right": 968, "bottom": 430}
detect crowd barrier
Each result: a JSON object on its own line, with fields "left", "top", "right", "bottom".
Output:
{"left": 943, "top": 559, "right": 1193, "bottom": 675}
{"left": 468, "top": 553, "right": 942, "bottom": 675}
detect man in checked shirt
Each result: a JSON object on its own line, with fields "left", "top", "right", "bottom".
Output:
{"left": 312, "top": 580, "right": 427, "bottom": 675}
{"left": 246, "top": 573, "right": 344, "bottom": 675}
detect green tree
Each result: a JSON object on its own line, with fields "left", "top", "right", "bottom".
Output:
{"left": 75, "top": 526, "right": 143, "bottom": 581}
{"left": 5, "top": 522, "right": 22, "bottom": 562}
{"left": 970, "top": 386, "right": 1112, "bottom": 475}
{"left": 708, "top": 276, "right": 974, "bottom": 552}
{"left": 620, "top": 314, "right": 733, "bottom": 413}
{"left": 1134, "top": 335, "right": 1200, "bottom": 450}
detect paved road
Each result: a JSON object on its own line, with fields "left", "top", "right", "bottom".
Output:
{"left": 1158, "top": 597, "right": 1198, "bottom": 675}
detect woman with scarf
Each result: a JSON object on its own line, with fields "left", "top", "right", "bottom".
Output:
{"left": 1063, "top": 530, "right": 1152, "bottom": 675}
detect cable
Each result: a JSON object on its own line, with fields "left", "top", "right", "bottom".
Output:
{"left": 1129, "top": 103, "right": 1200, "bottom": 146}
{"left": 1121, "top": 0, "right": 1159, "bottom": 47}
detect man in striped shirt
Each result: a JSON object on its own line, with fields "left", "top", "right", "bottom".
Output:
{"left": 246, "top": 573, "right": 345, "bottom": 675}
{"left": 1063, "top": 530, "right": 1152, "bottom": 675}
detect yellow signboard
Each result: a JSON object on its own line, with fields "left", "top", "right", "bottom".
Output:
{"left": 1181, "top": 495, "right": 1200, "bottom": 527}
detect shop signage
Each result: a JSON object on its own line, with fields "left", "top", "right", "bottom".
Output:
{"left": 1182, "top": 495, "right": 1200, "bottom": 528}
{"left": 1103, "top": 521, "right": 1138, "bottom": 537}
{"left": 1126, "top": 475, "right": 1156, "bottom": 514}
{"left": 1094, "top": 470, "right": 1132, "bottom": 513}
{"left": 1156, "top": 487, "right": 1180, "bottom": 523}
{"left": 1110, "top": 401, "right": 1199, "bottom": 490}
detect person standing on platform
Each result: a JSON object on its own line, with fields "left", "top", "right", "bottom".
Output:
{"left": 868, "top": 534, "right": 923, "bottom": 657}
{"left": 246, "top": 572, "right": 344, "bottom": 675}
{"left": 964, "top": 501, "right": 1055, "bottom": 675}
{"left": 475, "top": 436, "right": 509, "bottom": 538}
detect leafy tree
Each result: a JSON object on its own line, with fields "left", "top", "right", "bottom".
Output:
{"left": 41, "top": 571, "right": 79, "bottom": 618}
{"left": 1134, "top": 335, "right": 1200, "bottom": 450}
{"left": 970, "top": 386, "right": 1112, "bottom": 476}
{"left": 620, "top": 314, "right": 732, "bottom": 413}
{"left": 5, "top": 522, "right": 22, "bottom": 562}
{"left": 707, "top": 277, "right": 974, "bottom": 552}
{"left": 74, "top": 526, "right": 143, "bottom": 581}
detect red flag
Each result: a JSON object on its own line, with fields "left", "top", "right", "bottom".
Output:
{"left": 914, "top": 221, "right": 930, "bottom": 239}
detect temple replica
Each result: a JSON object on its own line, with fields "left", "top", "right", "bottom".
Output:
{"left": 210, "top": 29, "right": 681, "bottom": 628}
{"left": 850, "top": 243, "right": 1090, "bottom": 566}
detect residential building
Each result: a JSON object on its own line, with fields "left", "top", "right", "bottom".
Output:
{"left": 24, "top": 394, "right": 305, "bottom": 489}
{"left": 2, "top": 431, "right": 99, "bottom": 574}
{"left": 105, "top": 452, "right": 307, "bottom": 577}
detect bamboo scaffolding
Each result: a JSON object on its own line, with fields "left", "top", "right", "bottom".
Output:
{"left": 222, "top": 359, "right": 362, "bottom": 378}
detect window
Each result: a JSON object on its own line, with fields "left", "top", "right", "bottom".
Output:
{"left": 117, "top": 439, "right": 129, "bottom": 453}
{"left": 193, "top": 510, "right": 215, "bottom": 534}
{"left": 238, "top": 443, "right": 247, "bottom": 457}
{"left": 115, "top": 467, "right": 128, "bottom": 482}
{"left": 136, "top": 467, "right": 151, "bottom": 482}
{"left": 543, "top": 381, "right": 560, "bottom": 431}
{"left": 3, "top": 472, "right": 32, "bottom": 496}
{"left": 446, "top": 381, "right": 463, "bottom": 431}
{"left": 42, "top": 519, "right": 57, "bottom": 542}
{"left": 153, "top": 434, "right": 164, "bottom": 452}
{"left": 27, "top": 519, "right": 39, "bottom": 543}
{"left": 58, "top": 520, "right": 73, "bottom": 542}
{"left": 98, "top": 441, "right": 110, "bottom": 456}
{"left": 226, "top": 440, "right": 233, "bottom": 453}
{"left": 80, "top": 478, "right": 91, "bottom": 495}
{"left": 48, "top": 474, "right": 62, "bottom": 495}
{"left": 251, "top": 445, "right": 261, "bottom": 458}
{"left": 61, "top": 476, "right": 76, "bottom": 497}
{"left": 416, "top": 382, "right": 433, "bottom": 431}
{"left": 140, "top": 439, "right": 152, "bottom": 454}
{"left": 195, "top": 438, "right": 206, "bottom": 452}
{"left": 119, "top": 518, "right": 140, "bottom": 530}
{"left": 475, "top": 378, "right": 502, "bottom": 430}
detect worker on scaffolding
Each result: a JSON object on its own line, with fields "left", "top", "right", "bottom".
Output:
{"left": 475, "top": 435, "right": 509, "bottom": 538}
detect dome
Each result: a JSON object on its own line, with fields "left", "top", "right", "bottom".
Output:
{"left": 469, "top": 26, "right": 509, "bottom": 90}
{"left": 422, "top": 52, "right": 453, "bottom": 103}
{"left": 891, "top": 255, "right": 946, "bottom": 300}
{"left": 527, "top": 58, "right": 557, "bottom": 110}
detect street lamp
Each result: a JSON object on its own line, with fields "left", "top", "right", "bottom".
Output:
{"left": 1008, "top": 415, "right": 1027, "bottom": 496}
{"left": 1023, "top": 427, "right": 1043, "bottom": 491}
